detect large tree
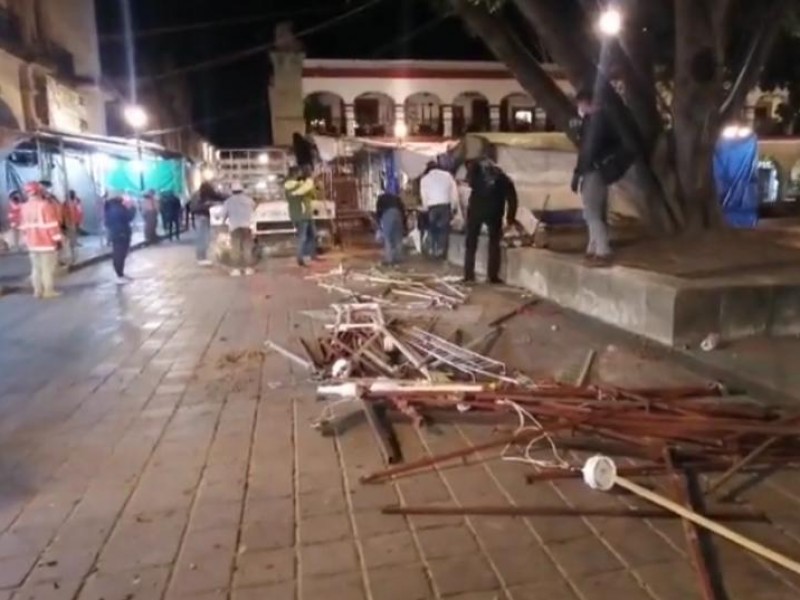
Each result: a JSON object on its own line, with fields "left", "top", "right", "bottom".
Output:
{"left": 447, "top": 0, "right": 796, "bottom": 233}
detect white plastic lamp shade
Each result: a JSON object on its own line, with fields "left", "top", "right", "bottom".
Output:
{"left": 123, "top": 104, "right": 148, "bottom": 130}
{"left": 394, "top": 121, "right": 408, "bottom": 139}
{"left": 582, "top": 455, "right": 618, "bottom": 491}
{"left": 598, "top": 7, "right": 623, "bottom": 36}
{"left": 258, "top": 153, "right": 269, "bottom": 164}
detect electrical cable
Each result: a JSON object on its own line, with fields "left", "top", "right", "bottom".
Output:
{"left": 100, "top": 6, "right": 339, "bottom": 41}
{"left": 140, "top": 0, "right": 387, "bottom": 83}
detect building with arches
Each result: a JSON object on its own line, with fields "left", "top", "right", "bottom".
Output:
{"left": 270, "top": 52, "right": 574, "bottom": 146}
{"left": 268, "top": 24, "right": 789, "bottom": 147}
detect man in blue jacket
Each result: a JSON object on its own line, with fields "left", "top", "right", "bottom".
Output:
{"left": 104, "top": 192, "right": 136, "bottom": 284}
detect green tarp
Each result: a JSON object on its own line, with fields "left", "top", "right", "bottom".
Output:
{"left": 106, "top": 156, "right": 186, "bottom": 195}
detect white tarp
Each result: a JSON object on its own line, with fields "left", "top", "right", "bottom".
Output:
{"left": 311, "top": 134, "right": 455, "bottom": 179}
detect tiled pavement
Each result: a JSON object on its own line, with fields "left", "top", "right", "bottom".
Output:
{"left": 1, "top": 242, "right": 800, "bottom": 599}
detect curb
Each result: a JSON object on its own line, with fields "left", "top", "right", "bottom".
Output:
{"left": 0, "top": 239, "right": 152, "bottom": 296}
{"left": 65, "top": 239, "right": 150, "bottom": 273}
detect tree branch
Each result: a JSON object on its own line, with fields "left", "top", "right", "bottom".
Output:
{"left": 448, "top": 0, "right": 578, "bottom": 140}
{"left": 719, "top": 0, "right": 792, "bottom": 121}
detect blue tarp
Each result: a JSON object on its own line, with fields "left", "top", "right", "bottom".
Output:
{"left": 714, "top": 134, "right": 759, "bottom": 228}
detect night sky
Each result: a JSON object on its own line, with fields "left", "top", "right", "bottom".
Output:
{"left": 96, "top": 0, "right": 491, "bottom": 147}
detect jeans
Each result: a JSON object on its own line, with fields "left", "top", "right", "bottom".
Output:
{"left": 111, "top": 234, "right": 131, "bottom": 277}
{"left": 427, "top": 204, "right": 451, "bottom": 259}
{"left": 195, "top": 215, "right": 210, "bottom": 261}
{"left": 229, "top": 227, "right": 254, "bottom": 268}
{"left": 464, "top": 213, "right": 503, "bottom": 282}
{"left": 380, "top": 207, "right": 404, "bottom": 265}
{"left": 29, "top": 250, "right": 57, "bottom": 296}
{"left": 295, "top": 219, "right": 317, "bottom": 262}
{"left": 144, "top": 211, "right": 158, "bottom": 244}
{"left": 581, "top": 170, "right": 611, "bottom": 257}
{"left": 167, "top": 216, "right": 181, "bottom": 241}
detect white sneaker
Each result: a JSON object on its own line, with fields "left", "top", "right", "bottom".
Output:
{"left": 244, "top": 268, "right": 255, "bottom": 276}
{"left": 230, "top": 269, "right": 242, "bottom": 277}
{"left": 115, "top": 276, "right": 129, "bottom": 285}
{"left": 197, "top": 260, "right": 213, "bottom": 267}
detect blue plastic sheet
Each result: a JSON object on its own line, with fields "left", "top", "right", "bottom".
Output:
{"left": 714, "top": 134, "right": 759, "bottom": 228}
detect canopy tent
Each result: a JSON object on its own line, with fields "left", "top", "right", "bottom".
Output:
{"left": 0, "top": 130, "right": 191, "bottom": 233}
{"left": 714, "top": 134, "right": 759, "bottom": 228}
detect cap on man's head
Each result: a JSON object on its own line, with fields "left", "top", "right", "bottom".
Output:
{"left": 231, "top": 181, "right": 244, "bottom": 193}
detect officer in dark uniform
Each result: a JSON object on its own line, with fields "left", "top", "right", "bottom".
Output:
{"left": 462, "top": 158, "right": 517, "bottom": 284}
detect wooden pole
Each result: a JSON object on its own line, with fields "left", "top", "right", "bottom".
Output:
{"left": 613, "top": 475, "right": 800, "bottom": 576}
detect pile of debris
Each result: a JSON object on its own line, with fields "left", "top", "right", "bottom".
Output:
{"left": 266, "top": 264, "right": 800, "bottom": 589}
{"left": 307, "top": 265, "right": 469, "bottom": 311}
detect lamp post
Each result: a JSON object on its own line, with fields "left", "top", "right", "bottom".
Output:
{"left": 123, "top": 104, "right": 148, "bottom": 192}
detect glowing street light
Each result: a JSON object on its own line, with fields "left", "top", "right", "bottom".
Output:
{"left": 598, "top": 7, "right": 623, "bottom": 37}
{"left": 123, "top": 104, "right": 148, "bottom": 130}
{"left": 258, "top": 152, "right": 269, "bottom": 165}
{"left": 394, "top": 121, "right": 408, "bottom": 139}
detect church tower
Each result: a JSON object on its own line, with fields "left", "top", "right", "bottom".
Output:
{"left": 268, "top": 23, "right": 305, "bottom": 147}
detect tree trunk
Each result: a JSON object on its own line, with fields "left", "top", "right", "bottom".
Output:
{"left": 672, "top": 0, "right": 726, "bottom": 229}
{"left": 449, "top": 0, "right": 578, "bottom": 138}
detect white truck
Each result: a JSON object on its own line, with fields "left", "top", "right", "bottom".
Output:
{"left": 208, "top": 148, "right": 336, "bottom": 249}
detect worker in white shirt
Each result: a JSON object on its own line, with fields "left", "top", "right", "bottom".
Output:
{"left": 419, "top": 160, "right": 459, "bottom": 260}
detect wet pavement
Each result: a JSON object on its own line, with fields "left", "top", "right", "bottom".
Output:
{"left": 0, "top": 241, "right": 799, "bottom": 599}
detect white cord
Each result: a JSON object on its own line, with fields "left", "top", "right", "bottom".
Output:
{"left": 497, "top": 399, "right": 570, "bottom": 469}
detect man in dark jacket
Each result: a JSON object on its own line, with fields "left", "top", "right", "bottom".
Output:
{"left": 571, "top": 87, "right": 627, "bottom": 267}
{"left": 104, "top": 193, "right": 136, "bottom": 284}
{"left": 160, "top": 190, "right": 183, "bottom": 241}
{"left": 375, "top": 191, "right": 406, "bottom": 265}
{"left": 463, "top": 158, "right": 517, "bottom": 284}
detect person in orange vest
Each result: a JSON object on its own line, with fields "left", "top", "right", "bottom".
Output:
{"left": 63, "top": 190, "right": 84, "bottom": 263}
{"left": 20, "top": 181, "right": 63, "bottom": 298}
{"left": 7, "top": 191, "right": 23, "bottom": 250}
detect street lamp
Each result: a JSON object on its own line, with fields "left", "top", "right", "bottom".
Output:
{"left": 123, "top": 104, "right": 148, "bottom": 192}
{"left": 598, "top": 7, "right": 622, "bottom": 37}
{"left": 393, "top": 121, "right": 408, "bottom": 140}
{"left": 123, "top": 104, "right": 148, "bottom": 130}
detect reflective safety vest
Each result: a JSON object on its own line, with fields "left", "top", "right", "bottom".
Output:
{"left": 20, "top": 197, "right": 62, "bottom": 251}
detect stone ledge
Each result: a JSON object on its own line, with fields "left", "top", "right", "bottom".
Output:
{"left": 448, "top": 234, "right": 800, "bottom": 346}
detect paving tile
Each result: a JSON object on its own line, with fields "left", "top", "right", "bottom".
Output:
{"left": 427, "top": 555, "right": 499, "bottom": 597}
{"left": 301, "top": 571, "right": 366, "bottom": 600}
{"left": 367, "top": 562, "right": 432, "bottom": 600}
{"left": 362, "top": 531, "right": 420, "bottom": 568}
{"left": 231, "top": 581, "right": 295, "bottom": 600}
{"left": 299, "top": 512, "right": 352, "bottom": 546}
{"left": 416, "top": 525, "right": 480, "bottom": 559}
{"left": 77, "top": 566, "right": 170, "bottom": 600}
{"left": 546, "top": 536, "right": 624, "bottom": 579}
{"left": 300, "top": 539, "right": 359, "bottom": 578}
{"left": 234, "top": 548, "right": 295, "bottom": 588}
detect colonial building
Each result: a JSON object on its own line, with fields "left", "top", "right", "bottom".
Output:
{"left": 269, "top": 25, "right": 788, "bottom": 147}
{"left": 0, "top": 0, "right": 108, "bottom": 139}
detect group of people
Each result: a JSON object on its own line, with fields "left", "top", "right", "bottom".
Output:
{"left": 372, "top": 86, "right": 625, "bottom": 278}
{"left": 7, "top": 184, "right": 84, "bottom": 264}
{"left": 141, "top": 190, "right": 183, "bottom": 245}
{"left": 372, "top": 156, "right": 517, "bottom": 284}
